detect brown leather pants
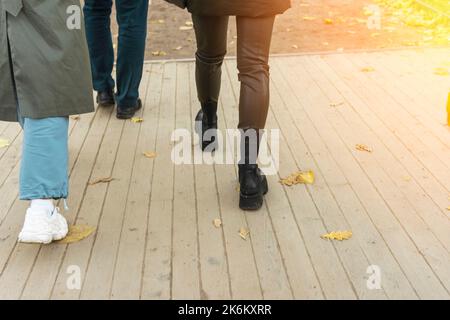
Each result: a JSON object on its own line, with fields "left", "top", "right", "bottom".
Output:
{"left": 192, "top": 15, "right": 275, "bottom": 130}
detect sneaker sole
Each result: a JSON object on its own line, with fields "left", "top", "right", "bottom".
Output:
{"left": 18, "top": 232, "right": 53, "bottom": 244}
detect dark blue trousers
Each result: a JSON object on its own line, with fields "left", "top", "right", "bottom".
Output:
{"left": 83, "top": 0, "right": 148, "bottom": 108}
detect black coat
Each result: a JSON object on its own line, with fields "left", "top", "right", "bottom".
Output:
{"left": 166, "top": 0, "right": 291, "bottom": 17}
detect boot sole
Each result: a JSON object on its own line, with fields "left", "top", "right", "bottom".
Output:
{"left": 239, "top": 191, "right": 264, "bottom": 211}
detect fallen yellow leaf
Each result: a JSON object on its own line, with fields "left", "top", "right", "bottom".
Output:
{"left": 361, "top": 67, "right": 375, "bottom": 72}
{"left": 0, "top": 138, "right": 10, "bottom": 149}
{"left": 321, "top": 231, "right": 352, "bottom": 241}
{"left": 151, "top": 51, "right": 166, "bottom": 57}
{"left": 324, "top": 18, "right": 334, "bottom": 25}
{"left": 280, "top": 170, "right": 315, "bottom": 186}
{"left": 213, "top": 219, "right": 222, "bottom": 228}
{"left": 88, "top": 177, "right": 115, "bottom": 185}
{"left": 239, "top": 227, "right": 250, "bottom": 240}
{"left": 434, "top": 68, "right": 449, "bottom": 76}
{"left": 356, "top": 144, "right": 373, "bottom": 153}
{"left": 143, "top": 151, "right": 157, "bottom": 159}
{"left": 56, "top": 224, "right": 96, "bottom": 244}
{"left": 131, "top": 117, "right": 144, "bottom": 123}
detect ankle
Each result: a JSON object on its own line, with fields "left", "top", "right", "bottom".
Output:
{"left": 30, "top": 199, "right": 54, "bottom": 211}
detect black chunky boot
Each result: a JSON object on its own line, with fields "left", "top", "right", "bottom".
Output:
{"left": 195, "top": 101, "right": 218, "bottom": 151}
{"left": 238, "top": 130, "right": 269, "bottom": 211}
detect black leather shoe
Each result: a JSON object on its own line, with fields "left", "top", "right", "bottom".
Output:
{"left": 116, "top": 99, "right": 142, "bottom": 119}
{"left": 194, "top": 102, "right": 218, "bottom": 151}
{"left": 96, "top": 89, "right": 115, "bottom": 107}
{"left": 238, "top": 164, "right": 268, "bottom": 211}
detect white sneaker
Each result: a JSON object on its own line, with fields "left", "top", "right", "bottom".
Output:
{"left": 18, "top": 206, "right": 69, "bottom": 244}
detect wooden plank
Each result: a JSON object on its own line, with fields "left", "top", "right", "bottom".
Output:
{"left": 345, "top": 53, "right": 450, "bottom": 167}
{"left": 325, "top": 54, "right": 450, "bottom": 192}
{"left": 186, "top": 63, "right": 231, "bottom": 300}
{"left": 170, "top": 62, "right": 201, "bottom": 300}
{"left": 371, "top": 50, "right": 449, "bottom": 125}
{"left": 307, "top": 55, "right": 450, "bottom": 248}
{"left": 301, "top": 55, "right": 449, "bottom": 299}
{"left": 80, "top": 75, "right": 150, "bottom": 300}
{"left": 50, "top": 110, "right": 127, "bottom": 299}
{"left": 280, "top": 55, "right": 420, "bottom": 299}
{"left": 375, "top": 50, "right": 450, "bottom": 123}
{"left": 338, "top": 54, "right": 450, "bottom": 241}
{"left": 321, "top": 54, "right": 450, "bottom": 244}
{"left": 265, "top": 58, "right": 388, "bottom": 299}
{"left": 221, "top": 61, "right": 293, "bottom": 299}
{"left": 225, "top": 60, "right": 351, "bottom": 299}
{"left": 0, "top": 124, "right": 21, "bottom": 162}
{"left": 141, "top": 63, "right": 176, "bottom": 299}
{"left": 110, "top": 65, "right": 162, "bottom": 299}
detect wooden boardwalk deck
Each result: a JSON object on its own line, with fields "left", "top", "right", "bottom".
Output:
{"left": 0, "top": 48, "right": 449, "bottom": 300}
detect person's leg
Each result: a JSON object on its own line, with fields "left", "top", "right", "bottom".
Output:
{"left": 235, "top": 16, "right": 275, "bottom": 210}
{"left": 19, "top": 117, "right": 69, "bottom": 201}
{"left": 192, "top": 15, "right": 229, "bottom": 105}
{"left": 115, "top": 0, "right": 149, "bottom": 117}
{"left": 191, "top": 15, "right": 229, "bottom": 150}
{"left": 83, "top": 0, "right": 115, "bottom": 101}
{"left": 236, "top": 16, "right": 275, "bottom": 131}
{"left": 18, "top": 115, "right": 70, "bottom": 244}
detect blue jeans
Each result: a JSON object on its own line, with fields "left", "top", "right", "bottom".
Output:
{"left": 83, "top": 0, "right": 149, "bottom": 108}
{"left": 18, "top": 109, "right": 69, "bottom": 201}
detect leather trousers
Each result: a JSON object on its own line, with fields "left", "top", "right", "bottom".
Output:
{"left": 192, "top": 14, "right": 275, "bottom": 130}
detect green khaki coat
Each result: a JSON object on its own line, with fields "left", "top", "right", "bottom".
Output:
{"left": 0, "top": 0, "right": 94, "bottom": 122}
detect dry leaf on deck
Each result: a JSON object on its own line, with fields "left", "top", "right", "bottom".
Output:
{"left": 143, "top": 151, "right": 157, "bottom": 159}
{"left": 356, "top": 144, "right": 373, "bottom": 153}
{"left": 239, "top": 227, "right": 250, "bottom": 240}
{"left": 56, "top": 224, "right": 96, "bottom": 244}
{"left": 434, "top": 68, "right": 449, "bottom": 76}
{"left": 280, "top": 170, "right": 315, "bottom": 186}
{"left": 0, "top": 138, "right": 10, "bottom": 149}
{"left": 151, "top": 51, "right": 167, "bottom": 57}
{"left": 321, "top": 231, "right": 352, "bottom": 241}
{"left": 324, "top": 18, "right": 333, "bottom": 25}
{"left": 361, "top": 67, "right": 375, "bottom": 72}
{"left": 88, "top": 177, "right": 115, "bottom": 185}
{"left": 71, "top": 115, "right": 80, "bottom": 121}
{"left": 213, "top": 219, "right": 222, "bottom": 228}
{"left": 131, "top": 117, "right": 144, "bottom": 123}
